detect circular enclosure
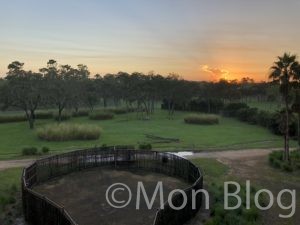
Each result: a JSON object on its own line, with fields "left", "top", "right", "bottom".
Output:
{"left": 22, "top": 147, "right": 203, "bottom": 225}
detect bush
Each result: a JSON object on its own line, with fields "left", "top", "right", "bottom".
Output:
{"left": 41, "top": 146, "right": 50, "bottom": 154}
{"left": 72, "top": 109, "right": 89, "bottom": 117}
{"left": 236, "top": 108, "right": 259, "bottom": 124}
{"left": 139, "top": 143, "right": 152, "bottom": 150}
{"left": 184, "top": 114, "right": 219, "bottom": 125}
{"left": 37, "top": 123, "right": 102, "bottom": 141}
{"left": 270, "top": 151, "right": 283, "bottom": 161}
{"left": 22, "top": 147, "right": 38, "bottom": 156}
{"left": 89, "top": 111, "right": 114, "bottom": 120}
{"left": 108, "top": 108, "right": 130, "bottom": 115}
{"left": 35, "top": 111, "right": 53, "bottom": 119}
{"left": 222, "top": 103, "right": 249, "bottom": 117}
{"left": 269, "top": 151, "right": 300, "bottom": 172}
{"left": 256, "top": 110, "right": 273, "bottom": 128}
{"left": 53, "top": 112, "right": 72, "bottom": 121}
{"left": 272, "top": 159, "right": 282, "bottom": 169}
{"left": 0, "top": 114, "right": 27, "bottom": 123}
{"left": 282, "top": 163, "right": 294, "bottom": 172}
{"left": 189, "top": 98, "right": 225, "bottom": 114}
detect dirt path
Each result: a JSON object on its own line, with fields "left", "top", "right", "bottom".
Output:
{"left": 0, "top": 158, "right": 34, "bottom": 171}
{"left": 187, "top": 148, "right": 273, "bottom": 160}
{"left": 0, "top": 149, "right": 278, "bottom": 171}
{"left": 0, "top": 149, "right": 275, "bottom": 171}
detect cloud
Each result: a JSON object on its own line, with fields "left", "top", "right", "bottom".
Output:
{"left": 201, "top": 65, "right": 230, "bottom": 81}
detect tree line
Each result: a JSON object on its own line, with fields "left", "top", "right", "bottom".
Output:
{"left": 0, "top": 54, "right": 299, "bottom": 164}
{"left": 0, "top": 59, "right": 275, "bottom": 129}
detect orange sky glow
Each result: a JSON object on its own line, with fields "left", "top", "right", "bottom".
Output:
{"left": 1, "top": 0, "right": 300, "bottom": 82}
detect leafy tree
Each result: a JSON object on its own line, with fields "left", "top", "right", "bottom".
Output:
{"left": 2, "top": 62, "right": 43, "bottom": 129}
{"left": 270, "top": 53, "right": 300, "bottom": 161}
{"left": 40, "top": 60, "right": 74, "bottom": 122}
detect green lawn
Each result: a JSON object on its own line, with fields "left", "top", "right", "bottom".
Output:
{"left": 0, "top": 110, "right": 296, "bottom": 159}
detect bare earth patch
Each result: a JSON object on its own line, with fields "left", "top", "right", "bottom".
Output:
{"left": 33, "top": 168, "right": 190, "bottom": 225}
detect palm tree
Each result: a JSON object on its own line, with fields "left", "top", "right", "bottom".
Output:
{"left": 292, "top": 89, "right": 300, "bottom": 147}
{"left": 269, "top": 53, "right": 300, "bottom": 161}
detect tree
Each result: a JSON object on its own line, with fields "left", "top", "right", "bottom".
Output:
{"left": 2, "top": 62, "right": 43, "bottom": 129}
{"left": 7, "top": 61, "right": 25, "bottom": 77}
{"left": 269, "top": 53, "right": 300, "bottom": 161}
{"left": 40, "top": 60, "right": 74, "bottom": 122}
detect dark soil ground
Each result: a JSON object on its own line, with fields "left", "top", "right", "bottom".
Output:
{"left": 34, "top": 168, "right": 190, "bottom": 225}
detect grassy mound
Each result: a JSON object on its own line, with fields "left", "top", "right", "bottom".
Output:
{"left": 184, "top": 114, "right": 219, "bottom": 125}
{"left": 89, "top": 111, "right": 114, "bottom": 120}
{"left": 37, "top": 123, "right": 102, "bottom": 141}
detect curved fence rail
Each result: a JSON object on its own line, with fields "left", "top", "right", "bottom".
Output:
{"left": 22, "top": 146, "right": 203, "bottom": 225}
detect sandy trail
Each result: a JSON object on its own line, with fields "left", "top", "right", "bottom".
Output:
{"left": 0, "top": 149, "right": 277, "bottom": 171}
{"left": 0, "top": 158, "right": 34, "bottom": 171}
{"left": 187, "top": 149, "right": 273, "bottom": 160}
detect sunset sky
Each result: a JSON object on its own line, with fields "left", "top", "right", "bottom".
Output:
{"left": 1, "top": 0, "right": 300, "bottom": 81}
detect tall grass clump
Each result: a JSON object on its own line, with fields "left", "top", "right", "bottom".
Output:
{"left": 89, "top": 110, "right": 114, "bottom": 120}
{"left": 37, "top": 123, "right": 102, "bottom": 141}
{"left": 184, "top": 114, "right": 219, "bottom": 125}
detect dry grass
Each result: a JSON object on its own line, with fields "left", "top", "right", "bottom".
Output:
{"left": 184, "top": 114, "right": 219, "bottom": 125}
{"left": 37, "top": 123, "right": 102, "bottom": 141}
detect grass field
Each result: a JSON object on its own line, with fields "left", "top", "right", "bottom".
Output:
{"left": 0, "top": 110, "right": 296, "bottom": 159}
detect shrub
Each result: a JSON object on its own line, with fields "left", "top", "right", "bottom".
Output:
{"left": 243, "top": 207, "right": 259, "bottom": 221}
{"left": 189, "top": 98, "right": 225, "bottom": 114}
{"left": 256, "top": 110, "right": 273, "bottom": 128}
{"left": 139, "top": 143, "right": 152, "bottom": 150}
{"left": 41, "top": 146, "right": 50, "bottom": 154}
{"left": 89, "top": 111, "right": 114, "bottom": 120}
{"left": 22, "top": 147, "right": 38, "bottom": 156}
{"left": 72, "top": 109, "right": 89, "bottom": 117}
{"left": 37, "top": 123, "right": 102, "bottom": 141}
{"left": 184, "top": 114, "right": 219, "bottom": 125}
{"left": 272, "top": 159, "right": 282, "bottom": 169}
{"left": 54, "top": 112, "right": 71, "bottom": 121}
{"left": 269, "top": 151, "right": 300, "bottom": 172}
{"left": 236, "top": 108, "right": 259, "bottom": 124}
{"left": 109, "top": 108, "right": 130, "bottom": 114}
{"left": 222, "top": 103, "right": 249, "bottom": 117}
{"left": 35, "top": 111, "right": 53, "bottom": 119}
{"left": 0, "top": 114, "right": 27, "bottom": 123}
{"left": 270, "top": 151, "right": 283, "bottom": 161}
{"left": 282, "top": 163, "right": 294, "bottom": 172}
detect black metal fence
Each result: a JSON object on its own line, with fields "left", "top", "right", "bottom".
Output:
{"left": 22, "top": 146, "right": 203, "bottom": 225}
